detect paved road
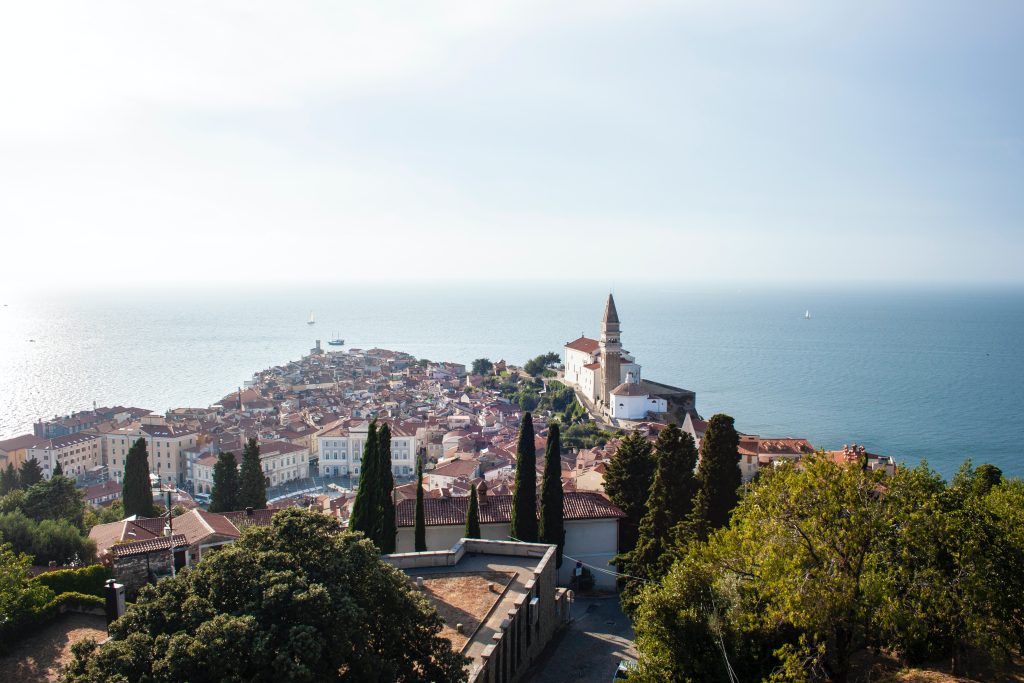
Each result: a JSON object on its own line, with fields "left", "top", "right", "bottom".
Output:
{"left": 525, "top": 595, "right": 637, "bottom": 683}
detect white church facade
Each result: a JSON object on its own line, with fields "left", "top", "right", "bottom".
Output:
{"left": 562, "top": 295, "right": 667, "bottom": 421}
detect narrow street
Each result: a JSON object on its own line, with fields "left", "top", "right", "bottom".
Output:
{"left": 526, "top": 595, "right": 637, "bottom": 683}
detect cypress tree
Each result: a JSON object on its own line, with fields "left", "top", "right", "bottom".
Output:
{"left": 51, "top": 461, "right": 64, "bottom": 478}
{"left": 122, "top": 437, "right": 156, "bottom": 518}
{"left": 209, "top": 451, "right": 241, "bottom": 513}
{"left": 696, "top": 413, "right": 742, "bottom": 530}
{"left": 619, "top": 424, "right": 699, "bottom": 593}
{"left": 0, "top": 463, "right": 19, "bottom": 494}
{"left": 349, "top": 421, "right": 380, "bottom": 546}
{"left": 510, "top": 412, "right": 538, "bottom": 542}
{"left": 414, "top": 457, "right": 427, "bottom": 551}
{"left": 19, "top": 458, "right": 43, "bottom": 488}
{"left": 603, "top": 431, "right": 656, "bottom": 552}
{"left": 377, "top": 423, "right": 396, "bottom": 553}
{"left": 465, "top": 484, "right": 481, "bottom": 539}
{"left": 539, "top": 423, "right": 565, "bottom": 568}
{"left": 238, "top": 438, "right": 267, "bottom": 510}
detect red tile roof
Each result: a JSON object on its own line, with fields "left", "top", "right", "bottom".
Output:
{"left": 113, "top": 534, "right": 188, "bottom": 558}
{"left": 564, "top": 337, "right": 599, "bottom": 354}
{"left": 395, "top": 491, "right": 624, "bottom": 527}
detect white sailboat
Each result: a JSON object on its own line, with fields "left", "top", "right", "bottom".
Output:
{"left": 307, "top": 311, "right": 316, "bottom": 325}
{"left": 804, "top": 310, "right": 811, "bottom": 320}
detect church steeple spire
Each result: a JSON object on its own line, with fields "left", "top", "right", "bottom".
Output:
{"left": 603, "top": 293, "right": 619, "bottom": 325}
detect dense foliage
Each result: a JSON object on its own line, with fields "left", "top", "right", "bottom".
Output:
{"left": 510, "top": 412, "right": 538, "bottom": 542}
{"left": 0, "top": 476, "right": 95, "bottom": 564}
{"left": 695, "top": 413, "right": 741, "bottom": 532}
{"left": 523, "top": 351, "right": 560, "bottom": 377}
{"left": 209, "top": 451, "right": 240, "bottom": 513}
{"left": 470, "top": 358, "right": 493, "bottom": 376}
{"left": 539, "top": 423, "right": 564, "bottom": 567}
{"left": 349, "top": 420, "right": 397, "bottom": 553}
{"left": 238, "top": 438, "right": 267, "bottom": 510}
{"left": 629, "top": 455, "right": 1024, "bottom": 683}
{"left": 464, "top": 484, "right": 481, "bottom": 540}
{"left": 377, "top": 423, "right": 396, "bottom": 554}
{"left": 122, "top": 437, "right": 156, "bottom": 518}
{"left": 62, "top": 508, "right": 468, "bottom": 682}
{"left": 603, "top": 431, "right": 656, "bottom": 552}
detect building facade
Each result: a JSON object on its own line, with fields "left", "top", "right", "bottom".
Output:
{"left": 562, "top": 294, "right": 641, "bottom": 414}
{"left": 105, "top": 416, "right": 198, "bottom": 486}
{"left": 317, "top": 419, "right": 418, "bottom": 478}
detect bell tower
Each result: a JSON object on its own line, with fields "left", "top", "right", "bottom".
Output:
{"left": 599, "top": 294, "right": 622, "bottom": 408}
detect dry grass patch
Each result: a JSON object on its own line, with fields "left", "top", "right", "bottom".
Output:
{"left": 420, "top": 571, "right": 515, "bottom": 650}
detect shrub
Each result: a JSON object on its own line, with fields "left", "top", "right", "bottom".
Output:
{"left": 33, "top": 564, "right": 112, "bottom": 598}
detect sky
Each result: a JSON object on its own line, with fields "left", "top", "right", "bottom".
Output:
{"left": 1, "top": 1, "right": 1022, "bottom": 291}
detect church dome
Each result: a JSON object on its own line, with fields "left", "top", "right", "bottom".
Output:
{"left": 610, "top": 382, "right": 647, "bottom": 397}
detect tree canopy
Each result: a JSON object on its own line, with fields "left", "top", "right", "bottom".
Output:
{"left": 510, "top": 412, "right": 537, "bottom": 542}
{"left": 695, "top": 413, "right": 741, "bottom": 532}
{"left": 238, "top": 438, "right": 267, "bottom": 510}
{"left": 523, "top": 352, "right": 560, "bottom": 377}
{"left": 603, "top": 431, "right": 656, "bottom": 551}
{"left": 629, "top": 454, "right": 1024, "bottom": 683}
{"left": 350, "top": 421, "right": 386, "bottom": 550}
{"left": 62, "top": 508, "right": 467, "bottom": 682}
{"left": 464, "top": 484, "right": 481, "bottom": 540}
{"left": 539, "top": 423, "right": 564, "bottom": 567}
{"left": 377, "top": 423, "right": 396, "bottom": 554}
{"left": 122, "top": 437, "right": 155, "bottom": 518}
{"left": 414, "top": 458, "right": 427, "bottom": 552}
{"left": 470, "top": 358, "right": 493, "bottom": 376}
{"left": 19, "top": 458, "right": 43, "bottom": 488}
{"left": 209, "top": 451, "right": 240, "bottom": 513}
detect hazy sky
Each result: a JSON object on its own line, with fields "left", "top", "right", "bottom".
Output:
{"left": 1, "top": 1, "right": 1021, "bottom": 290}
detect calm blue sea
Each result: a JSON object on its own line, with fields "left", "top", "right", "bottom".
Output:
{"left": 1, "top": 283, "right": 1021, "bottom": 479}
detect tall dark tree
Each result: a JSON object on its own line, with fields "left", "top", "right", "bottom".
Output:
{"left": 18, "top": 459, "right": 43, "bottom": 488}
{"left": 0, "top": 463, "right": 18, "bottom": 495}
{"left": 22, "top": 476, "right": 87, "bottom": 530}
{"left": 51, "top": 462, "right": 64, "bottom": 478}
{"left": 238, "top": 438, "right": 267, "bottom": 510}
{"left": 122, "top": 437, "right": 155, "bottom": 518}
{"left": 603, "top": 431, "right": 656, "bottom": 552}
{"left": 696, "top": 413, "right": 742, "bottom": 530}
{"left": 539, "top": 423, "right": 565, "bottom": 567}
{"left": 377, "top": 423, "right": 396, "bottom": 553}
{"left": 414, "top": 457, "right": 427, "bottom": 551}
{"left": 619, "top": 424, "right": 699, "bottom": 597}
{"left": 349, "top": 421, "right": 381, "bottom": 546}
{"left": 465, "top": 484, "right": 481, "bottom": 540}
{"left": 510, "top": 412, "right": 538, "bottom": 542}
{"left": 209, "top": 451, "right": 240, "bottom": 513}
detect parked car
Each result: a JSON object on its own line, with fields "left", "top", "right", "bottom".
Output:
{"left": 613, "top": 659, "right": 636, "bottom": 680}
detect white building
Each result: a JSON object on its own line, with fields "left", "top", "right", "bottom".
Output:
{"left": 104, "top": 416, "right": 198, "bottom": 486}
{"left": 393, "top": 489, "right": 625, "bottom": 590}
{"left": 608, "top": 372, "right": 668, "bottom": 420}
{"left": 25, "top": 432, "right": 103, "bottom": 480}
{"left": 317, "top": 419, "right": 419, "bottom": 478}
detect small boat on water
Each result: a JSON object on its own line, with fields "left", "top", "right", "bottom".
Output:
{"left": 307, "top": 311, "right": 316, "bottom": 325}
{"left": 804, "top": 310, "right": 812, "bottom": 320}
{"left": 328, "top": 333, "right": 344, "bottom": 346}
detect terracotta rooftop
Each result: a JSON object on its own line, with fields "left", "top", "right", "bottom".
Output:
{"left": 113, "top": 534, "right": 188, "bottom": 558}
{"left": 395, "top": 491, "right": 624, "bottom": 527}
{"left": 564, "top": 336, "right": 599, "bottom": 354}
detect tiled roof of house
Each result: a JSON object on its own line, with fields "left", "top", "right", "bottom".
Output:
{"left": 395, "top": 491, "right": 624, "bottom": 527}
{"left": 565, "top": 336, "right": 599, "bottom": 354}
{"left": 113, "top": 534, "right": 188, "bottom": 558}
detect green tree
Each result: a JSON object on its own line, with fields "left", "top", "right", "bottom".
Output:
{"left": 61, "top": 508, "right": 468, "bottom": 682}
{"left": 603, "top": 431, "right": 656, "bottom": 552}
{"left": 464, "top": 484, "right": 481, "bottom": 540}
{"left": 471, "top": 358, "right": 493, "bottom": 376}
{"left": 524, "top": 352, "right": 560, "bottom": 377}
{"left": 22, "top": 476, "right": 87, "bottom": 530}
{"left": 349, "top": 420, "right": 381, "bottom": 546}
{"left": 208, "top": 451, "right": 240, "bottom": 513}
{"left": 237, "top": 438, "right": 267, "bottom": 510}
{"left": 510, "top": 412, "right": 538, "bottom": 542}
{"left": 0, "top": 511, "right": 95, "bottom": 565}
{"left": 51, "top": 462, "right": 64, "bottom": 478}
{"left": 414, "top": 457, "right": 427, "bottom": 552}
{"left": 0, "top": 463, "right": 19, "bottom": 495}
{"left": 695, "top": 413, "right": 741, "bottom": 531}
{"left": 539, "top": 423, "right": 564, "bottom": 568}
{"left": 122, "top": 438, "right": 155, "bottom": 518}
{"left": 377, "top": 423, "right": 396, "bottom": 554}
{"left": 18, "top": 458, "right": 43, "bottom": 488}
{"left": 0, "top": 542, "right": 56, "bottom": 653}
{"left": 619, "top": 425, "right": 698, "bottom": 600}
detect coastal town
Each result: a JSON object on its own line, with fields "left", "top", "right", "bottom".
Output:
{"left": 0, "top": 295, "right": 900, "bottom": 681}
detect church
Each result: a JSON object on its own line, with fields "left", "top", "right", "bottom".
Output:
{"left": 562, "top": 295, "right": 669, "bottom": 421}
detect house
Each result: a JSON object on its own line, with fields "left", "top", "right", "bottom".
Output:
{"left": 393, "top": 488, "right": 625, "bottom": 589}
{"left": 81, "top": 479, "right": 122, "bottom": 507}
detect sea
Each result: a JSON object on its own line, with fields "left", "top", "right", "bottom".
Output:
{"left": 1, "top": 282, "right": 1022, "bottom": 480}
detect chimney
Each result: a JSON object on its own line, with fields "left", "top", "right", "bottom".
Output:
{"left": 477, "top": 480, "right": 488, "bottom": 505}
{"left": 245, "top": 506, "right": 254, "bottom": 517}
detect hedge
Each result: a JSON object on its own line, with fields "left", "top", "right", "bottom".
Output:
{"left": 0, "top": 587, "right": 107, "bottom": 654}
{"left": 32, "top": 564, "right": 111, "bottom": 598}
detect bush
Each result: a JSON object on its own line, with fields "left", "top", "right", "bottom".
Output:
{"left": 34, "top": 564, "right": 111, "bottom": 598}
{"left": 0, "top": 510, "right": 96, "bottom": 565}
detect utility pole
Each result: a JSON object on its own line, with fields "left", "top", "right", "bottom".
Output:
{"left": 163, "top": 486, "right": 176, "bottom": 577}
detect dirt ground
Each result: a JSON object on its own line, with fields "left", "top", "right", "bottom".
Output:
{"left": 0, "top": 613, "right": 107, "bottom": 683}
{"left": 421, "top": 571, "right": 514, "bottom": 650}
